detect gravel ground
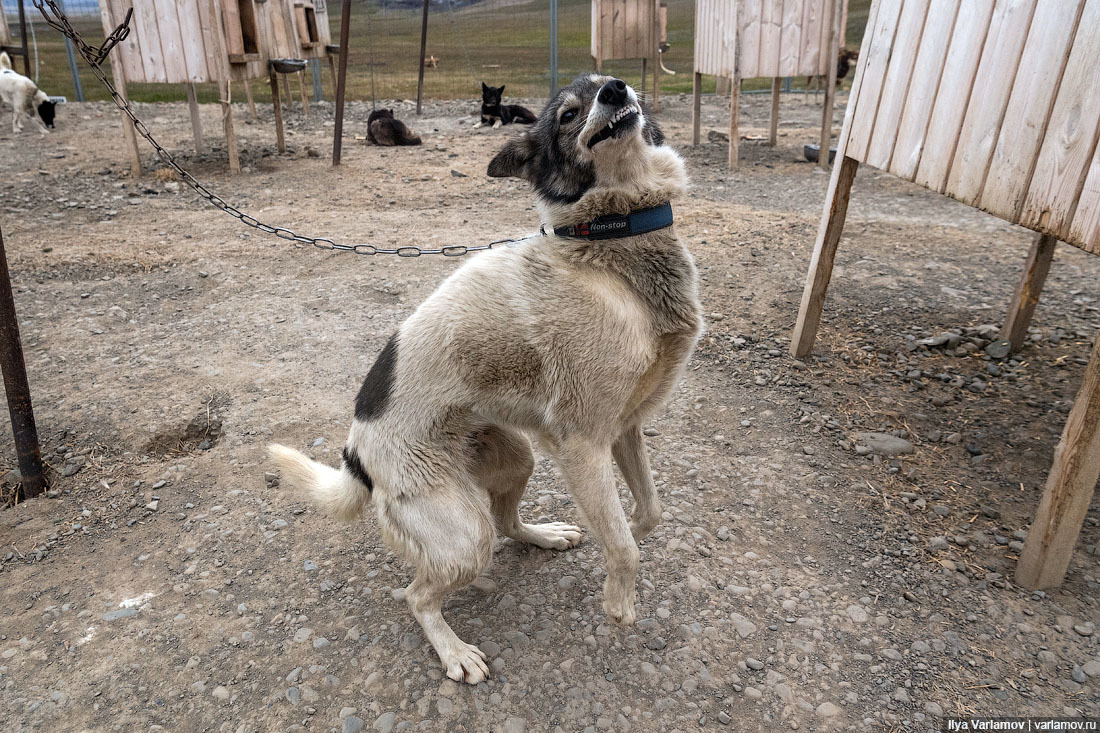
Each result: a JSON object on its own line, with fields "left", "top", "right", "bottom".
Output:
{"left": 0, "top": 88, "right": 1098, "bottom": 733}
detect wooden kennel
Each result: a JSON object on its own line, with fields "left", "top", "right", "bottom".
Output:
{"left": 590, "top": 0, "right": 666, "bottom": 109}
{"left": 790, "top": 0, "right": 1100, "bottom": 588}
{"left": 97, "top": 0, "right": 333, "bottom": 173}
{"left": 691, "top": 0, "right": 848, "bottom": 169}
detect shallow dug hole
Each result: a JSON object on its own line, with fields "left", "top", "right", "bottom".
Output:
{"left": 142, "top": 391, "right": 229, "bottom": 457}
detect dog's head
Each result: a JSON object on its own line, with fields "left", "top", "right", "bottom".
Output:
{"left": 37, "top": 98, "right": 56, "bottom": 129}
{"left": 481, "top": 83, "right": 504, "bottom": 108}
{"left": 487, "top": 75, "right": 683, "bottom": 226}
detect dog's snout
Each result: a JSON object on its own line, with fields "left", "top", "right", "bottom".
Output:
{"left": 597, "top": 79, "right": 628, "bottom": 106}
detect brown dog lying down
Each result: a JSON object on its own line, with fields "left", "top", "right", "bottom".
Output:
{"left": 367, "top": 109, "right": 421, "bottom": 146}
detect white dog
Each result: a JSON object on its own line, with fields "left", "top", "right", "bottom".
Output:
{"left": 270, "top": 74, "right": 702, "bottom": 684}
{"left": 0, "top": 51, "right": 55, "bottom": 134}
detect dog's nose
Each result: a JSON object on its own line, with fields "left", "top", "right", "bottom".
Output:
{"left": 597, "top": 79, "right": 628, "bottom": 106}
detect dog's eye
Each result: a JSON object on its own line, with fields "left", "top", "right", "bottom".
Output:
{"left": 560, "top": 109, "right": 578, "bottom": 124}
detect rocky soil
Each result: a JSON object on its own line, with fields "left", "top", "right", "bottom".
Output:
{"left": 0, "top": 89, "right": 1098, "bottom": 732}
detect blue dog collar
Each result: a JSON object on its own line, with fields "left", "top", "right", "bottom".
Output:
{"left": 553, "top": 202, "right": 673, "bottom": 240}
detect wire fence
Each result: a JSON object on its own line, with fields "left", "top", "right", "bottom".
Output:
{"left": 2, "top": 0, "right": 871, "bottom": 106}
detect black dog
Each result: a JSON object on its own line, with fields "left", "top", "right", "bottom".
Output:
{"left": 367, "top": 109, "right": 421, "bottom": 146}
{"left": 474, "top": 83, "right": 536, "bottom": 129}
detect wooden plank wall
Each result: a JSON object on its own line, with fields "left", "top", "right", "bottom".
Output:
{"left": 694, "top": 0, "right": 840, "bottom": 81}
{"left": 843, "top": 0, "right": 1100, "bottom": 255}
{"left": 98, "top": 0, "right": 331, "bottom": 84}
{"left": 0, "top": 13, "right": 10, "bottom": 45}
{"left": 593, "top": 0, "right": 656, "bottom": 63}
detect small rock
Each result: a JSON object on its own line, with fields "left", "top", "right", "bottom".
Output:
{"left": 816, "top": 702, "right": 841, "bottom": 717}
{"left": 344, "top": 717, "right": 364, "bottom": 733}
{"left": 985, "top": 340, "right": 1011, "bottom": 359}
{"left": 1073, "top": 622, "right": 1095, "bottom": 637}
{"left": 845, "top": 605, "right": 869, "bottom": 623}
{"left": 745, "top": 658, "right": 764, "bottom": 671}
{"left": 212, "top": 685, "right": 230, "bottom": 701}
{"left": 927, "top": 536, "right": 949, "bottom": 552}
{"left": 853, "top": 432, "right": 914, "bottom": 457}
{"left": 450, "top": 169, "right": 467, "bottom": 178}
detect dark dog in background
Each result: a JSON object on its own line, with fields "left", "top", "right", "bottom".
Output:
{"left": 473, "top": 83, "right": 536, "bottom": 129}
{"left": 367, "top": 108, "right": 421, "bottom": 146}
{"left": 804, "top": 48, "right": 859, "bottom": 100}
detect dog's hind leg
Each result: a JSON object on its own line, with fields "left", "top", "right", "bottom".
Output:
{"left": 473, "top": 426, "right": 582, "bottom": 550}
{"left": 552, "top": 437, "right": 639, "bottom": 625}
{"left": 612, "top": 424, "right": 661, "bottom": 542}
{"left": 381, "top": 484, "right": 494, "bottom": 684}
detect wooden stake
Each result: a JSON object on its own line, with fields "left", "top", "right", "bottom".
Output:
{"left": 790, "top": 156, "right": 860, "bottom": 357}
{"left": 298, "top": 71, "right": 310, "bottom": 117}
{"left": 270, "top": 69, "right": 285, "bottom": 154}
{"left": 1000, "top": 233, "right": 1057, "bottom": 352}
{"left": 1016, "top": 331, "right": 1100, "bottom": 589}
{"left": 186, "top": 83, "right": 204, "bottom": 154}
{"left": 208, "top": 0, "right": 239, "bottom": 173}
{"left": 819, "top": 0, "right": 842, "bottom": 170}
{"left": 728, "top": 75, "right": 739, "bottom": 169}
{"left": 244, "top": 78, "right": 257, "bottom": 119}
{"left": 769, "top": 77, "right": 781, "bottom": 146}
{"left": 692, "top": 71, "right": 702, "bottom": 146}
{"left": 99, "top": 2, "right": 141, "bottom": 177}
{"left": 416, "top": 0, "right": 429, "bottom": 115}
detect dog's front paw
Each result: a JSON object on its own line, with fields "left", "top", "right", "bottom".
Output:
{"left": 492, "top": 120, "right": 502, "bottom": 129}
{"left": 516, "top": 521, "right": 583, "bottom": 550}
{"left": 603, "top": 592, "right": 637, "bottom": 626}
{"left": 440, "top": 641, "right": 489, "bottom": 685}
{"left": 473, "top": 121, "right": 482, "bottom": 129}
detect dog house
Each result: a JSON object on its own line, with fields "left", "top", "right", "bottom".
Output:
{"left": 97, "top": 0, "right": 332, "bottom": 173}
{"left": 790, "top": 0, "right": 1100, "bottom": 589}
{"left": 692, "top": 0, "right": 848, "bottom": 169}
{"left": 590, "top": 0, "right": 665, "bottom": 109}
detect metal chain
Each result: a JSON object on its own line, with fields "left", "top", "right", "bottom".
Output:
{"left": 30, "top": 0, "right": 535, "bottom": 258}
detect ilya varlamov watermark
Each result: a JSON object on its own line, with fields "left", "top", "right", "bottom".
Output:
{"left": 944, "top": 719, "right": 1099, "bottom": 732}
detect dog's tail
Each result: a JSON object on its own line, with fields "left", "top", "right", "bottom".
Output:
{"left": 0, "top": 51, "right": 11, "bottom": 71}
{"left": 267, "top": 443, "right": 372, "bottom": 521}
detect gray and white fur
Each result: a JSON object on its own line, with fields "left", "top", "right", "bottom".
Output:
{"left": 269, "top": 74, "right": 702, "bottom": 685}
{"left": 0, "top": 51, "right": 55, "bottom": 134}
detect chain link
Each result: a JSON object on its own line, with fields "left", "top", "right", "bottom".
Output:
{"left": 31, "top": 0, "right": 537, "bottom": 258}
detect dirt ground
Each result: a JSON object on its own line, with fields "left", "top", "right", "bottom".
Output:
{"left": 1, "top": 88, "right": 1098, "bottom": 733}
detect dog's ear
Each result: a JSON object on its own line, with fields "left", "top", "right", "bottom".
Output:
{"left": 481, "top": 82, "right": 489, "bottom": 92}
{"left": 487, "top": 133, "right": 536, "bottom": 181}
{"left": 498, "top": 85, "right": 506, "bottom": 94}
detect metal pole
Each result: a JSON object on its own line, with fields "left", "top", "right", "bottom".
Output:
{"left": 416, "top": 0, "right": 429, "bottom": 115}
{"left": 332, "top": 0, "right": 351, "bottom": 166}
{"left": 0, "top": 224, "right": 47, "bottom": 501}
{"left": 17, "top": 0, "right": 31, "bottom": 77}
{"left": 57, "top": 0, "right": 84, "bottom": 102}
{"left": 549, "top": 0, "right": 558, "bottom": 97}
{"left": 311, "top": 58, "right": 322, "bottom": 102}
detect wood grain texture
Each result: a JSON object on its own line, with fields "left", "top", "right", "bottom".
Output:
{"left": 979, "top": 0, "right": 1083, "bottom": 221}
{"left": 863, "top": 0, "right": 930, "bottom": 171}
{"left": 944, "top": 0, "right": 1038, "bottom": 206}
{"left": 1022, "top": 0, "right": 1100, "bottom": 249}
{"left": 889, "top": 0, "right": 959, "bottom": 179}
{"left": 911, "top": 0, "right": 995, "bottom": 191}
{"left": 1016, "top": 330, "right": 1100, "bottom": 588}
{"left": 844, "top": 0, "right": 904, "bottom": 162}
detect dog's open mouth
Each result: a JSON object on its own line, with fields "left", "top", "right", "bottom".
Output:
{"left": 586, "top": 105, "right": 640, "bottom": 149}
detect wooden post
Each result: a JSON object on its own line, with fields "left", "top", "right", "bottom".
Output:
{"left": 728, "top": 75, "right": 740, "bottom": 169}
{"left": 297, "top": 71, "right": 310, "bottom": 117}
{"left": 691, "top": 71, "right": 702, "bottom": 146}
{"left": 790, "top": 156, "right": 859, "bottom": 357}
{"left": 416, "top": 0, "right": 429, "bottom": 115}
{"left": 208, "top": 0, "right": 239, "bottom": 173}
{"left": 1016, "top": 331, "right": 1100, "bottom": 589}
{"left": 98, "top": 2, "right": 141, "bottom": 177}
{"left": 328, "top": 54, "right": 338, "bottom": 90}
{"left": 186, "top": 83, "right": 204, "bottom": 154}
{"left": 244, "top": 78, "right": 257, "bottom": 119}
{"left": 270, "top": 68, "right": 285, "bottom": 154}
{"left": 333, "top": 0, "right": 351, "bottom": 166}
{"left": 17, "top": 0, "right": 30, "bottom": 77}
{"left": 651, "top": 0, "right": 660, "bottom": 113}
{"left": 769, "top": 78, "right": 781, "bottom": 146}
{"left": 640, "top": 58, "right": 648, "bottom": 96}
{"left": 818, "top": 0, "right": 842, "bottom": 170}
{"left": 1000, "top": 233, "right": 1057, "bottom": 352}
{"left": 0, "top": 224, "right": 46, "bottom": 500}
